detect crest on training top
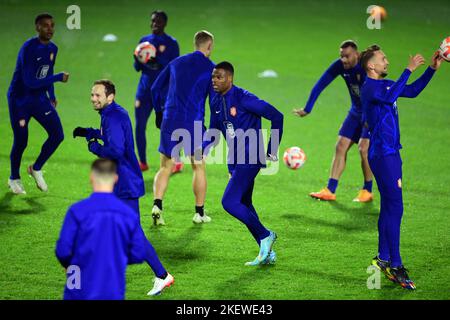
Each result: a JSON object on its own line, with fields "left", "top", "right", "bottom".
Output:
{"left": 159, "top": 45, "right": 166, "bottom": 53}
{"left": 50, "top": 52, "right": 54, "bottom": 61}
{"left": 230, "top": 107, "right": 237, "bottom": 117}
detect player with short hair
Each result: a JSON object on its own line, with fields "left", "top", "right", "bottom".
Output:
{"left": 150, "top": 30, "right": 215, "bottom": 225}
{"left": 7, "top": 13, "right": 69, "bottom": 194}
{"left": 293, "top": 40, "right": 374, "bottom": 202}
{"left": 56, "top": 158, "right": 173, "bottom": 299}
{"left": 204, "top": 61, "right": 283, "bottom": 265}
{"left": 73, "top": 80, "right": 173, "bottom": 295}
{"left": 360, "top": 45, "right": 443, "bottom": 290}
{"left": 133, "top": 10, "right": 181, "bottom": 172}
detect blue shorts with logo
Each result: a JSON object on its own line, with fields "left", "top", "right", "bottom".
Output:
{"left": 338, "top": 111, "right": 370, "bottom": 143}
{"left": 158, "top": 120, "right": 204, "bottom": 160}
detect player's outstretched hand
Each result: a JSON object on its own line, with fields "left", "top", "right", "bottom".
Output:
{"left": 292, "top": 108, "right": 309, "bottom": 117}
{"left": 407, "top": 54, "right": 425, "bottom": 72}
{"left": 155, "top": 111, "right": 163, "bottom": 129}
{"left": 73, "top": 127, "right": 88, "bottom": 138}
{"left": 62, "top": 72, "right": 70, "bottom": 83}
{"left": 430, "top": 51, "right": 444, "bottom": 70}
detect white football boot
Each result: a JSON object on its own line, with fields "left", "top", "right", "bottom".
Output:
{"left": 27, "top": 165, "right": 48, "bottom": 192}
{"left": 192, "top": 212, "right": 212, "bottom": 224}
{"left": 147, "top": 273, "right": 174, "bottom": 296}
{"left": 8, "top": 179, "right": 26, "bottom": 195}
{"left": 152, "top": 205, "right": 165, "bottom": 226}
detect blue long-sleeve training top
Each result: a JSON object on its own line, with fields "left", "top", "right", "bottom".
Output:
{"left": 205, "top": 85, "right": 284, "bottom": 170}
{"left": 8, "top": 37, "right": 64, "bottom": 101}
{"left": 361, "top": 67, "right": 435, "bottom": 158}
{"left": 88, "top": 101, "right": 145, "bottom": 199}
{"left": 55, "top": 192, "right": 148, "bottom": 300}
{"left": 151, "top": 51, "right": 215, "bottom": 132}
{"left": 304, "top": 59, "right": 366, "bottom": 116}
{"left": 133, "top": 33, "right": 179, "bottom": 94}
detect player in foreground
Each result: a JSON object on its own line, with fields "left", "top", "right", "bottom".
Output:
{"left": 133, "top": 10, "right": 182, "bottom": 173}
{"left": 7, "top": 13, "right": 69, "bottom": 194}
{"left": 73, "top": 80, "right": 173, "bottom": 295}
{"left": 360, "top": 45, "right": 443, "bottom": 290}
{"left": 204, "top": 62, "right": 283, "bottom": 265}
{"left": 56, "top": 159, "right": 173, "bottom": 299}
{"left": 293, "top": 40, "right": 373, "bottom": 202}
{"left": 150, "top": 31, "right": 215, "bottom": 225}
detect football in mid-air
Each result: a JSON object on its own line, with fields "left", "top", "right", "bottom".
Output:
{"left": 134, "top": 41, "right": 157, "bottom": 64}
{"left": 283, "top": 147, "right": 306, "bottom": 170}
{"left": 370, "top": 5, "right": 387, "bottom": 21}
{"left": 439, "top": 37, "right": 450, "bottom": 62}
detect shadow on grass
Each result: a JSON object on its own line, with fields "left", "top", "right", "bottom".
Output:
{"left": 147, "top": 223, "right": 208, "bottom": 265}
{"left": 280, "top": 201, "right": 378, "bottom": 233}
{"left": 0, "top": 192, "right": 45, "bottom": 215}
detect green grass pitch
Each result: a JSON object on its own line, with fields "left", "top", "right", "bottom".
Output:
{"left": 0, "top": 0, "right": 449, "bottom": 300}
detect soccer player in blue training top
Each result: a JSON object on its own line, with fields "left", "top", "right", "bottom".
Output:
{"left": 204, "top": 61, "right": 283, "bottom": 266}
{"left": 56, "top": 159, "right": 174, "bottom": 299}
{"left": 150, "top": 30, "right": 215, "bottom": 226}
{"left": 73, "top": 80, "right": 174, "bottom": 295}
{"left": 7, "top": 13, "right": 69, "bottom": 194}
{"left": 360, "top": 45, "right": 443, "bottom": 290}
{"left": 293, "top": 40, "right": 374, "bottom": 203}
{"left": 133, "top": 10, "right": 181, "bottom": 173}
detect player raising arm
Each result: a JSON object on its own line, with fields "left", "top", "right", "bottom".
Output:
{"left": 293, "top": 40, "right": 374, "bottom": 202}
{"left": 360, "top": 45, "right": 443, "bottom": 290}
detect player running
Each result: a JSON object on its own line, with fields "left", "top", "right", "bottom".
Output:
{"left": 360, "top": 45, "right": 443, "bottom": 290}
{"left": 133, "top": 10, "right": 182, "bottom": 173}
{"left": 7, "top": 13, "right": 69, "bottom": 194}
{"left": 150, "top": 31, "right": 215, "bottom": 225}
{"left": 73, "top": 80, "right": 173, "bottom": 295}
{"left": 293, "top": 40, "right": 373, "bottom": 202}
{"left": 204, "top": 62, "right": 283, "bottom": 265}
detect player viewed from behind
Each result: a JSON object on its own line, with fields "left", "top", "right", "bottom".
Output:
{"left": 150, "top": 30, "right": 215, "bottom": 226}
{"left": 133, "top": 10, "right": 182, "bottom": 172}
{"left": 7, "top": 13, "right": 69, "bottom": 194}
{"left": 293, "top": 40, "right": 374, "bottom": 203}
{"left": 204, "top": 62, "right": 283, "bottom": 266}
{"left": 55, "top": 159, "right": 173, "bottom": 299}
{"left": 73, "top": 80, "right": 174, "bottom": 295}
{"left": 360, "top": 45, "right": 443, "bottom": 290}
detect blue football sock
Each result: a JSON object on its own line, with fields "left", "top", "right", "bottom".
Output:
{"left": 363, "top": 180, "right": 373, "bottom": 192}
{"left": 327, "top": 178, "right": 338, "bottom": 194}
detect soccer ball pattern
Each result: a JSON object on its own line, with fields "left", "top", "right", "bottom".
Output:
{"left": 134, "top": 41, "right": 157, "bottom": 64}
{"left": 283, "top": 147, "right": 306, "bottom": 170}
{"left": 439, "top": 37, "right": 450, "bottom": 62}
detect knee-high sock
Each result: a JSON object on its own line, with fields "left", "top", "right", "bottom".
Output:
{"left": 222, "top": 167, "right": 270, "bottom": 245}
{"left": 33, "top": 107, "right": 64, "bottom": 170}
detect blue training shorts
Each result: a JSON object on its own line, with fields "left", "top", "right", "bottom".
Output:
{"left": 158, "top": 122, "right": 204, "bottom": 160}
{"left": 338, "top": 111, "right": 370, "bottom": 143}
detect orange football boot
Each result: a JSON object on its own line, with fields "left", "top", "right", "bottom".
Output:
{"left": 309, "top": 187, "right": 336, "bottom": 201}
{"left": 353, "top": 189, "right": 373, "bottom": 202}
